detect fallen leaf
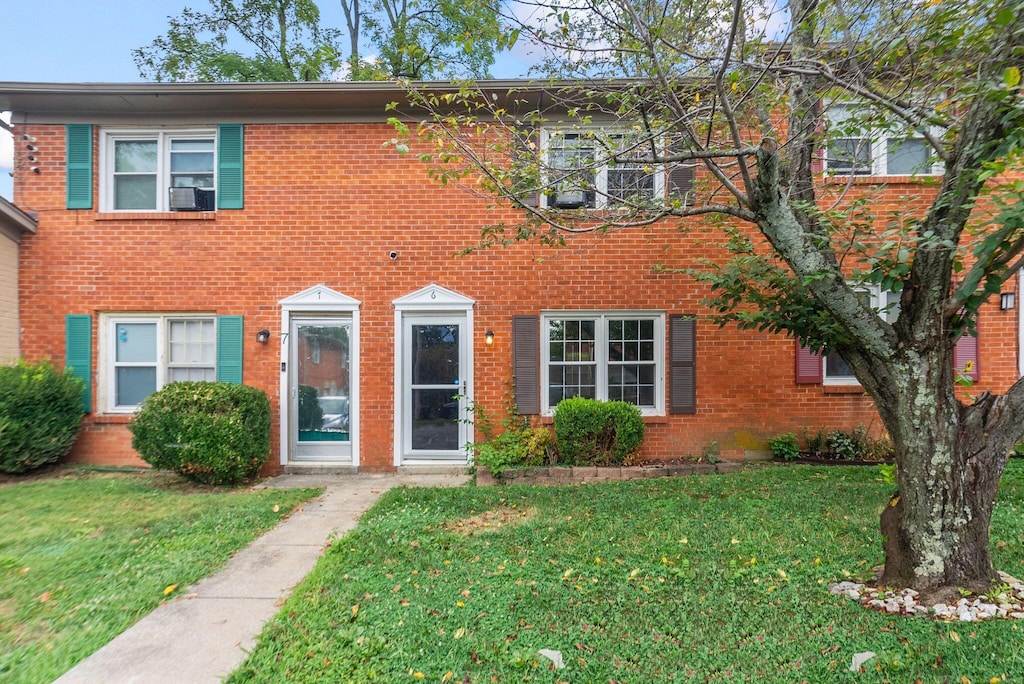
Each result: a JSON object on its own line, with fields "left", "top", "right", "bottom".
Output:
{"left": 38, "top": 591, "right": 51, "bottom": 603}
{"left": 272, "top": 504, "right": 280, "bottom": 513}
{"left": 163, "top": 584, "right": 177, "bottom": 596}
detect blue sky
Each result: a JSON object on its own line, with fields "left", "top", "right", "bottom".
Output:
{"left": 0, "top": 0, "right": 537, "bottom": 200}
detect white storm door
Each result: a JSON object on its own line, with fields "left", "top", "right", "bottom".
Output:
{"left": 402, "top": 315, "right": 469, "bottom": 461}
{"left": 290, "top": 317, "right": 353, "bottom": 462}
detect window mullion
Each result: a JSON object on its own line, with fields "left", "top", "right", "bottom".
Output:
{"left": 596, "top": 315, "right": 608, "bottom": 401}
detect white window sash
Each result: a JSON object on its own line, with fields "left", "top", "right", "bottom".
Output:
{"left": 100, "top": 129, "right": 217, "bottom": 212}
{"left": 104, "top": 314, "right": 217, "bottom": 412}
{"left": 540, "top": 128, "right": 665, "bottom": 209}
{"left": 541, "top": 311, "right": 665, "bottom": 415}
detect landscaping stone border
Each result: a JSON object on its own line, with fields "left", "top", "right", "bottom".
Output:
{"left": 476, "top": 461, "right": 743, "bottom": 486}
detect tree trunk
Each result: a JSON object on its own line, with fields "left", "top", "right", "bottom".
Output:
{"left": 876, "top": 345, "right": 1009, "bottom": 596}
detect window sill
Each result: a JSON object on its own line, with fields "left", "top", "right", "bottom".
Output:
{"left": 538, "top": 413, "right": 668, "bottom": 425}
{"left": 89, "top": 413, "right": 134, "bottom": 424}
{"left": 822, "top": 384, "right": 867, "bottom": 395}
{"left": 95, "top": 212, "right": 218, "bottom": 221}
{"left": 822, "top": 174, "right": 943, "bottom": 185}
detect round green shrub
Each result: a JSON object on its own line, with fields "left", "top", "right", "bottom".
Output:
{"left": 553, "top": 397, "right": 644, "bottom": 466}
{"left": 129, "top": 381, "right": 271, "bottom": 485}
{"left": 0, "top": 360, "right": 85, "bottom": 473}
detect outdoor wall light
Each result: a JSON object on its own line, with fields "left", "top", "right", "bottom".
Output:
{"left": 485, "top": 330, "right": 495, "bottom": 345}
{"left": 256, "top": 329, "right": 271, "bottom": 344}
{"left": 1001, "top": 292, "right": 1016, "bottom": 311}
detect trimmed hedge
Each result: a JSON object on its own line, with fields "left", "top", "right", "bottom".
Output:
{"left": 129, "top": 381, "right": 271, "bottom": 485}
{"left": 553, "top": 397, "right": 644, "bottom": 466}
{"left": 0, "top": 360, "right": 85, "bottom": 474}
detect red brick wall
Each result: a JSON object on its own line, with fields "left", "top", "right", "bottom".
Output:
{"left": 12, "top": 121, "right": 1021, "bottom": 472}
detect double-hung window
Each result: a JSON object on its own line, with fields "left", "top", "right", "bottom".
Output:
{"left": 542, "top": 312, "right": 664, "bottom": 414}
{"left": 107, "top": 315, "right": 216, "bottom": 411}
{"left": 542, "top": 129, "right": 661, "bottom": 209}
{"left": 825, "top": 105, "right": 942, "bottom": 177}
{"left": 823, "top": 286, "right": 900, "bottom": 384}
{"left": 102, "top": 130, "right": 216, "bottom": 211}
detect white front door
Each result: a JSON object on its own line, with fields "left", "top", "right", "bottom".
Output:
{"left": 400, "top": 315, "right": 469, "bottom": 462}
{"left": 290, "top": 317, "right": 353, "bottom": 462}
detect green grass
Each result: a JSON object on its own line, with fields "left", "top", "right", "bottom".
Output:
{"left": 231, "top": 462, "right": 1024, "bottom": 683}
{"left": 0, "top": 470, "right": 321, "bottom": 683}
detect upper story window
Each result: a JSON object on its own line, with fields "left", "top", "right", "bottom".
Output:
{"left": 824, "top": 286, "right": 900, "bottom": 384}
{"left": 101, "top": 130, "right": 216, "bottom": 211}
{"left": 824, "top": 105, "right": 943, "bottom": 177}
{"left": 105, "top": 315, "right": 216, "bottom": 411}
{"left": 542, "top": 129, "right": 662, "bottom": 209}
{"left": 542, "top": 312, "right": 665, "bottom": 415}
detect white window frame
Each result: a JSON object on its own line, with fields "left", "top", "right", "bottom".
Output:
{"left": 102, "top": 314, "right": 217, "bottom": 412}
{"left": 540, "top": 127, "right": 665, "bottom": 209}
{"left": 541, "top": 311, "right": 665, "bottom": 416}
{"left": 100, "top": 129, "right": 217, "bottom": 212}
{"left": 823, "top": 286, "right": 900, "bottom": 385}
{"left": 824, "top": 104, "right": 944, "bottom": 177}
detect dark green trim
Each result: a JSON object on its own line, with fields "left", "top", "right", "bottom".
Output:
{"left": 65, "top": 125, "right": 93, "bottom": 209}
{"left": 65, "top": 314, "right": 92, "bottom": 413}
{"left": 216, "top": 315, "right": 244, "bottom": 384}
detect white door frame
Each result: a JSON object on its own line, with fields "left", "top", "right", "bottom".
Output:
{"left": 279, "top": 285, "right": 361, "bottom": 467}
{"left": 393, "top": 284, "right": 475, "bottom": 466}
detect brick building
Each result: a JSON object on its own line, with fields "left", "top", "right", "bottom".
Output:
{"left": 0, "top": 81, "right": 1017, "bottom": 474}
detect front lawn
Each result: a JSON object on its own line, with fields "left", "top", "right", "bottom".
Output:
{"left": 0, "top": 470, "right": 321, "bottom": 683}
{"left": 231, "top": 462, "right": 1024, "bottom": 682}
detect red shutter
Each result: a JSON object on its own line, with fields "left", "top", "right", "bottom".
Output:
{"left": 795, "top": 340, "right": 823, "bottom": 384}
{"left": 953, "top": 332, "right": 980, "bottom": 381}
{"left": 513, "top": 315, "right": 540, "bottom": 414}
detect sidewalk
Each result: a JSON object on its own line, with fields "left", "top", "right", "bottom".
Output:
{"left": 54, "top": 472, "right": 469, "bottom": 684}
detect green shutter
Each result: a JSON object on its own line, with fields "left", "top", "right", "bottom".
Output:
{"left": 217, "top": 315, "right": 244, "bottom": 384}
{"left": 66, "top": 125, "right": 93, "bottom": 209}
{"left": 65, "top": 314, "right": 92, "bottom": 413}
{"left": 217, "top": 124, "right": 244, "bottom": 209}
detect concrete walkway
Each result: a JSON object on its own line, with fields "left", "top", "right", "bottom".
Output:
{"left": 54, "top": 472, "right": 469, "bottom": 684}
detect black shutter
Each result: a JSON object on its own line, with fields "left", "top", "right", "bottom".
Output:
{"left": 669, "top": 315, "right": 696, "bottom": 414}
{"left": 513, "top": 315, "right": 540, "bottom": 414}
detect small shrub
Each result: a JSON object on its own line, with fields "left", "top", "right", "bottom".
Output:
{"left": 767, "top": 433, "right": 801, "bottom": 461}
{"left": 826, "top": 429, "right": 860, "bottom": 460}
{"left": 0, "top": 360, "right": 85, "bottom": 473}
{"left": 469, "top": 398, "right": 555, "bottom": 478}
{"left": 474, "top": 425, "right": 554, "bottom": 477}
{"left": 129, "top": 381, "right": 271, "bottom": 485}
{"left": 553, "top": 397, "right": 644, "bottom": 466}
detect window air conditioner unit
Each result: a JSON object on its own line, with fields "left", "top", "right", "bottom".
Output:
{"left": 554, "top": 189, "right": 586, "bottom": 208}
{"left": 169, "top": 187, "right": 216, "bottom": 212}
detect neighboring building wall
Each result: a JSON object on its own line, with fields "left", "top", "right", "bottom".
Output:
{"left": 11, "top": 121, "right": 1021, "bottom": 472}
{"left": 0, "top": 235, "right": 20, "bottom": 362}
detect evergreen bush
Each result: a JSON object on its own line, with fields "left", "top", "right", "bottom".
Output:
{"left": 553, "top": 397, "right": 644, "bottom": 466}
{"left": 0, "top": 360, "right": 85, "bottom": 473}
{"left": 129, "top": 381, "right": 271, "bottom": 485}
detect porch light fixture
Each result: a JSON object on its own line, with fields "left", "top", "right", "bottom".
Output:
{"left": 256, "top": 329, "right": 271, "bottom": 344}
{"left": 485, "top": 330, "right": 495, "bottom": 345}
{"left": 1001, "top": 292, "right": 1016, "bottom": 311}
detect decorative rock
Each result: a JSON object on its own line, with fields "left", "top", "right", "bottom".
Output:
{"left": 1010, "top": 612, "right": 1024, "bottom": 619}
{"left": 933, "top": 603, "right": 948, "bottom": 614}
